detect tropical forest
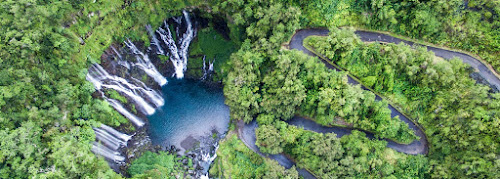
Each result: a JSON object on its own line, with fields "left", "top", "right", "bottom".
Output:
{"left": 1, "top": 0, "right": 499, "bottom": 178}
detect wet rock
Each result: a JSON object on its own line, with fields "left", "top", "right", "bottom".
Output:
{"left": 196, "top": 164, "right": 204, "bottom": 171}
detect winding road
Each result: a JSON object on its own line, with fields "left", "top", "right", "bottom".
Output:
{"left": 237, "top": 28, "right": 500, "bottom": 178}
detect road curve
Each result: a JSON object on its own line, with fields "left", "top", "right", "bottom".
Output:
{"left": 237, "top": 120, "right": 316, "bottom": 179}
{"left": 289, "top": 28, "right": 428, "bottom": 155}
{"left": 238, "top": 28, "right": 500, "bottom": 178}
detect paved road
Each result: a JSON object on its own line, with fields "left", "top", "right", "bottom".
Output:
{"left": 238, "top": 28, "right": 500, "bottom": 178}
{"left": 289, "top": 29, "right": 428, "bottom": 155}
{"left": 237, "top": 120, "right": 316, "bottom": 179}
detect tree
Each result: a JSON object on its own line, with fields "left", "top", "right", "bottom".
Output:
{"left": 256, "top": 125, "right": 284, "bottom": 154}
{"left": 260, "top": 50, "right": 307, "bottom": 120}
{"left": 223, "top": 41, "right": 263, "bottom": 122}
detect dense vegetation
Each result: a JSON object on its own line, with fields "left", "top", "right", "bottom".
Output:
{"left": 0, "top": 0, "right": 199, "bottom": 178}
{"left": 1, "top": 0, "right": 499, "bottom": 178}
{"left": 257, "top": 122, "right": 429, "bottom": 178}
{"left": 210, "top": 133, "right": 298, "bottom": 178}
{"left": 128, "top": 151, "right": 185, "bottom": 178}
{"left": 295, "top": 0, "right": 500, "bottom": 74}
{"left": 306, "top": 28, "right": 500, "bottom": 178}
{"left": 187, "top": 26, "right": 237, "bottom": 80}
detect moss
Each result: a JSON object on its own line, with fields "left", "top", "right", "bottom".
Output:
{"left": 159, "top": 55, "right": 170, "bottom": 63}
{"left": 186, "top": 56, "right": 204, "bottom": 78}
{"left": 106, "top": 89, "right": 128, "bottom": 104}
{"left": 187, "top": 27, "right": 238, "bottom": 79}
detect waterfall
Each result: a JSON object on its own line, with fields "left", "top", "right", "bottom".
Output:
{"left": 146, "top": 24, "right": 165, "bottom": 55}
{"left": 92, "top": 142, "right": 126, "bottom": 162}
{"left": 92, "top": 125, "right": 132, "bottom": 163}
{"left": 103, "top": 96, "right": 145, "bottom": 127}
{"left": 208, "top": 59, "right": 214, "bottom": 72}
{"left": 129, "top": 77, "right": 165, "bottom": 107}
{"left": 87, "top": 11, "right": 205, "bottom": 172}
{"left": 179, "top": 10, "right": 195, "bottom": 72}
{"left": 201, "top": 56, "right": 215, "bottom": 80}
{"left": 94, "top": 128, "right": 124, "bottom": 150}
{"left": 200, "top": 143, "right": 219, "bottom": 179}
{"left": 87, "top": 64, "right": 163, "bottom": 115}
{"left": 100, "top": 124, "right": 133, "bottom": 142}
{"left": 201, "top": 56, "right": 207, "bottom": 80}
{"left": 172, "top": 16, "right": 182, "bottom": 38}
{"left": 111, "top": 46, "right": 132, "bottom": 70}
{"left": 93, "top": 124, "right": 131, "bottom": 150}
{"left": 156, "top": 10, "right": 195, "bottom": 79}
{"left": 124, "top": 39, "right": 168, "bottom": 86}
{"left": 111, "top": 46, "right": 123, "bottom": 60}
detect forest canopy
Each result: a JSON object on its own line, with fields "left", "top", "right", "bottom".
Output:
{"left": 0, "top": 0, "right": 499, "bottom": 178}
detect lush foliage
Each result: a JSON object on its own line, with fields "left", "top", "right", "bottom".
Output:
{"left": 0, "top": 0, "right": 198, "bottom": 177}
{"left": 294, "top": 0, "right": 500, "bottom": 76}
{"left": 277, "top": 123, "right": 430, "bottom": 178}
{"left": 218, "top": 0, "right": 416, "bottom": 143}
{"left": 210, "top": 133, "right": 299, "bottom": 178}
{"left": 2, "top": 0, "right": 499, "bottom": 178}
{"left": 128, "top": 151, "right": 184, "bottom": 178}
{"left": 187, "top": 26, "right": 237, "bottom": 79}
{"left": 307, "top": 28, "right": 500, "bottom": 178}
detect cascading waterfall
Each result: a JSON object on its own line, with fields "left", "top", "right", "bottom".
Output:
{"left": 146, "top": 24, "right": 165, "bottom": 55}
{"left": 156, "top": 10, "right": 195, "bottom": 79}
{"left": 103, "top": 96, "right": 145, "bottom": 127}
{"left": 124, "top": 39, "right": 168, "bottom": 86}
{"left": 92, "top": 142, "right": 126, "bottom": 162}
{"left": 208, "top": 60, "right": 214, "bottom": 72}
{"left": 92, "top": 125, "right": 132, "bottom": 162}
{"left": 100, "top": 124, "right": 133, "bottom": 142}
{"left": 94, "top": 128, "right": 124, "bottom": 150}
{"left": 87, "top": 12, "right": 197, "bottom": 166}
{"left": 200, "top": 143, "right": 220, "bottom": 179}
{"left": 87, "top": 64, "right": 161, "bottom": 115}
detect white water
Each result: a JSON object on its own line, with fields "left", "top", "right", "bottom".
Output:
{"left": 179, "top": 10, "right": 195, "bottom": 72}
{"left": 92, "top": 125, "right": 131, "bottom": 163}
{"left": 208, "top": 59, "right": 214, "bottom": 72}
{"left": 100, "top": 124, "right": 133, "bottom": 142}
{"left": 94, "top": 128, "right": 124, "bottom": 150}
{"left": 129, "top": 77, "right": 165, "bottom": 107}
{"left": 156, "top": 10, "right": 195, "bottom": 79}
{"left": 201, "top": 56, "right": 215, "bottom": 80}
{"left": 87, "top": 64, "right": 162, "bottom": 115}
{"left": 124, "top": 39, "right": 168, "bottom": 86}
{"left": 200, "top": 143, "right": 219, "bottom": 179}
{"left": 103, "top": 97, "right": 145, "bottom": 127}
{"left": 146, "top": 24, "right": 165, "bottom": 55}
{"left": 92, "top": 142, "right": 125, "bottom": 162}
{"left": 111, "top": 46, "right": 123, "bottom": 60}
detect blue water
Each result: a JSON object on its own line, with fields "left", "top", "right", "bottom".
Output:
{"left": 147, "top": 78, "right": 230, "bottom": 151}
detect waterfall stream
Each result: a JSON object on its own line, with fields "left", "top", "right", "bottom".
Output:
{"left": 92, "top": 142, "right": 126, "bottom": 162}
{"left": 91, "top": 125, "right": 132, "bottom": 162}
{"left": 156, "top": 10, "right": 196, "bottom": 79}
{"left": 201, "top": 56, "right": 215, "bottom": 80}
{"left": 124, "top": 39, "right": 168, "bottom": 86}
{"left": 86, "top": 64, "right": 160, "bottom": 115}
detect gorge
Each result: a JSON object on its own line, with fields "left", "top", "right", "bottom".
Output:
{"left": 86, "top": 11, "right": 228, "bottom": 177}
